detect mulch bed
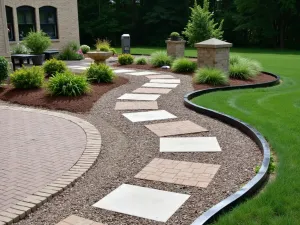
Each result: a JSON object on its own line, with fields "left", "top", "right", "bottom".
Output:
{"left": 0, "top": 77, "right": 128, "bottom": 113}
{"left": 193, "top": 73, "right": 277, "bottom": 90}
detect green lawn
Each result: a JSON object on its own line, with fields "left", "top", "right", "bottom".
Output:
{"left": 190, "top": 50, "right": 300, "bottom": 224}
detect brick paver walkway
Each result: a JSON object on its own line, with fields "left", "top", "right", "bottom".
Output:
{"left": 0, "top": 108, "right": 87, "bottom": 212}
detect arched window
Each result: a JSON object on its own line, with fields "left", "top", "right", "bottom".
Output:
{"left": 17, "top": 6, "right": 36, "bottom": 40}
{"left": 5, "top": 6, "right": 15, "bottom": 41}
{"left": 39, "top": 6, "right": 58, "bottom": 39}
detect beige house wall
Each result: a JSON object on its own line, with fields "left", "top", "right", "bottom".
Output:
{"left": 0, "top": 0, "right": 10, "bottom": 57}
{"left": 0, "top": 0, "right": 80, "bottom": 57}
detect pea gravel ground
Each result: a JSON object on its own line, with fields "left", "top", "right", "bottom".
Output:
{"left": 2, "top": 68, "right": 262, "bottom": 225}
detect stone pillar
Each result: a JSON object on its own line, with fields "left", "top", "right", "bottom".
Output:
{"left": 195, "top": 38, "right": 232, "bottom": 72}
{"left": 166, "top": 40, "right": 186, "bottom": 58}
{"left": 0, "top": 0, "right": 10, "bottom": 58}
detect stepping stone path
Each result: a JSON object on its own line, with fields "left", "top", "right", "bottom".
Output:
{"left": 93, "top": 184, "right": 190, "bottom": 222}
{"left": 135, "top": 158, "right": 221, "bottom": 188}
{"left": 90, "top": 69, "right": 223, "bottom": 222}
{"left": 56, "top": 215, "right": 105, "bottom": 225}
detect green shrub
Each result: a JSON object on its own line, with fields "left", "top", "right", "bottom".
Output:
{"left": 47, "top": 71, "right": 90, "bottom": 96}
{"left": 193, "top": 68, "right": 228, "bottom": 86}
{"left": 10, "top": 66, "right": 44, "bottom": 89}
{"left": 136, "top": 58, "right": 147, "bottom": 65}
{"left": 150, "top": 51, "right": 172, "bottom": 67}
{"left": 43, "top": 59, "right": 67, "bottom": 76}
{"left": 12, "top": 43, "right": 29, "bottom": 54}
{"left": 80, "top": 45, "right": 90, "bottom": 54}
{"left": 171, "top": 58, "right": 197, "bottom": 73}
{"left": 0, "top": 57, "right": 9, "bottom": 84}
{"left": 170, "top": 32, "right": 180, "bottom": 38}
{"left": 68, "top": 41, "right": 80, "bottom": 52}
{"left": 229, "top": 55, "right": 262, "bottom": 80}
{"left": 23, "top": 31, "right": 51, "bottom": 54}
{"left": 182, "top": 0, "right": 224, "bottom": 46}
{"left": 86, "top": 63, "right": 115, "bottom": 83}
{"left": 110, "top": 48, "right": 117, "bottom": 55}
{"left": 118, "top": 54, "right": 134, "bottom": 65}
{"left": 57, "top": 41, "right": 84, "bottom": 60}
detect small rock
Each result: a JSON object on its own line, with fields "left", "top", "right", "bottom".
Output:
{"left": 161, "top": 65, "right": 170, "bottom": 69}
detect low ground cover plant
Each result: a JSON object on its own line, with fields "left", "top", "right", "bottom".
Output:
{"left": 171, "top": 58, "right": 197, "bottom": 73}
{"left": 150, "top": 51, "right": 172, "bottom": 67}
{"left": 47, "top": 71, "right": 90, "bottom": 96}
{"left": 10, "top": 66, "right": 44, "bottom": 89}
{"left": 229, "top": 55, "right": 262, "bottom": 80}
{"left": 86, "top": 63, "right": 115, "bottom": 83}
{"left": 57, "top": 41, "right": 84, "bottom": 60}
{"left": 193, "top": 67, "right": 228, "bottom": 86}
{"left": 135, "top": 57, "right": 147, "bottom": 65}
{"left": 118, "top": 54, "right": 134, "bottom": 65}
{"left": 80, "top": 45, "right": 90, "bottom": 54}
{"left": 0, "top": 57, "right": 9, "bottom": 84}
{"left": 43, "top": 59, "right": 67, "bottom": 76}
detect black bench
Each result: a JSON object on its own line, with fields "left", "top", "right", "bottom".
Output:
{"left": 44, "top": 50, "right": 59, "bottom": 60}
{"left": 11, "top": 54, "right": 34, "bottom": 71}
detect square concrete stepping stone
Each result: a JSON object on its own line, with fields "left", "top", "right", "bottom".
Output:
{"left": 57, "top": 215, "right": 105, "bottom": 225}
{"left": 143, "top": 83, "right": 179, "bottom": 88}
{"left": 150, "top": 79, "right": 181, "bottom": 84}
{"left": 145, "top": 120, "right": 208, "bottom": 137}
{"left": 113, "top": 69, "right": 136, "bottom": 74}
{"left": 93, "top": 184, "right": 190, "bottom": 222}
{"left": 123, "top": 110, "right": 177, "bottom": 123}
{"left": 126, "top": 71, "right": 159, "bottom": 76}
{"left": 160, "top": 137, "right": 222, "bottom": 152}
{"left": 115, "top": 101, "right": 158, "bottom": 110}
{"left": 132, "top": 88, "right": 172, "bottom": 94}
{"left": 135, "top": 158, "right": 221, "bottom": 188}
{"left": 147, "top": 75, "right": 175, "bottom": 79}
{"left": 118, "top": 93, "right": 160, "bottom": 101}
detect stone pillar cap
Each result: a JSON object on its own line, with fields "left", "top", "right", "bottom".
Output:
{"left": 166, "top": 40, "right": 186, "bottom": 43}
{"left": 195, "top": 38, "right": 232, "bottom": 48}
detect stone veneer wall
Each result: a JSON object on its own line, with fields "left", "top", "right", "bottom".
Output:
{"left": 166, "top": 40, "right": 186, "bottom": 58}
{"left": 196, "top": 47, "right": 230, "bottom": 72}
{"left": 1, "top": 0, "right": 80, "bottom": 57}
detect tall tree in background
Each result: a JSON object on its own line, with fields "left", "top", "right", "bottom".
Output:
{"left": 183, "top": 0, "right": 224, "bottom": 46}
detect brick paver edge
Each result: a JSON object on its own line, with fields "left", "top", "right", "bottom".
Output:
{"left": 0, "top": 106, "right": 102, "bottom": 225}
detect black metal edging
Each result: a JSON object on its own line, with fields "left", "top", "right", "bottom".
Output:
{"left": 184, "top": 72, "right": 280, "bottom": 225}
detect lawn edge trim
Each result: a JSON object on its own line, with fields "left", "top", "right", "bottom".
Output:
{"left": 184, "top": 71, "right": 280, "bottom": 225}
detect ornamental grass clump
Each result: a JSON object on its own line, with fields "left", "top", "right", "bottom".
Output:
{"left": 12, "top": 43, "right": 29, "bottom": 54}
{"left": 86, "top": 63, "right": 116, "bottom": 83}
{"left": 193, "top": 68, "right": 228, "bottom": 86}
{"left": 136, "top": 57, "right": 147, "bottom": 65}
{"left": 229, "top": 55, "right": 262, "bottom": 80}
{"left": 47, "top": 71, "right": 90, "bottom": 97}
{"left": 150, "top": 51, "right": 172, "bottom": 67}
{"left": 43, "top": 58, "right": 67, "bottom": 76}
{"left": 0, "top": 57, "right": 9, "bottom": 84}
{"left": 23, "top": 31, "right": 51, "bottom": 54}
{"left": 171, "top": 58, "right": 197, "bottom": 73}
{"left": 118, "top": 54, "right": 134, "bottom": 65}
{"left": 57, "top": 41, "right": 84, "bottom": 60}
{"left": 10, "top": 66, "right": 44, "bottom": 89}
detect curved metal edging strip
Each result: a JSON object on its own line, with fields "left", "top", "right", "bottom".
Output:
{"left": 184, "top": 72, "right": 280, "bottom": 225}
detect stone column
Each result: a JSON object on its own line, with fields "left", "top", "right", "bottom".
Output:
{"left": 166, "top": 40, "right": 186, "bottom": 58}
{"left": 195, "top": 38, "right": 232, "bottom": 72}
{"left": 0, "top": 0, "right": 10, "bottom": 58}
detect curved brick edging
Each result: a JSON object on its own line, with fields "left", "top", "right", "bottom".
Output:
{"left": 184, "top": 72, "right": 280, "bottom": 225}
{"left": 0, "top": 106, "right": 101, "bottom": 225}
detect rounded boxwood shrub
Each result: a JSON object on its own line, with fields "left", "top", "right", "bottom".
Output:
{"left": 118, "top": 54, "right": 134, "bottom": 65}
{"left": 43, "top": 58, "right": 67, "bottom": 76}
{"left": 80, "top": 45, "right": 90, "bottom": 54}
{"left": 10, "top": 66, "right": 44, "bottom": 89}
{"left": 136, "top": 58, "right": 147, "bottom": 65}
{"left": 0, "top": 57, "right": 9, "bottom": 84}
{"left": 193, "top": 68, "right": 228, "bottom": 86}
{"left": 86, "top": 63, "right": 116, "bottom": 83}
{"left": 47, "top": 71, "right": 90, "bottom": 96}
{"left": 229, "top": 55, "right": 262, "bottom": 80}
{"left": 171, "top": 58, "right": 197, "bottom": 73}
{"left": 150, "top": 51, "right": 172, "bottom": 67}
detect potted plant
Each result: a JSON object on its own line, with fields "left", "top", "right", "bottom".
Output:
{"left": 87, "top": 39, "right": 113, "bottom": 64}
{"left": 170, "top": 32, "right": 181, "bottom": 41}
{"left": 23, "top": 31, "right": 51, "bottom": 65}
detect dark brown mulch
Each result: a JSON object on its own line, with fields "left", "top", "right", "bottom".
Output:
{"left": 193, "top": 73, "right": 277, "bottom": 90}
{"left": 0, "top": 77, "right": 128, "bottom": 113}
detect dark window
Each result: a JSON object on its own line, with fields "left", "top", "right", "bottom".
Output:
{"left": 39, "top": 6, "right": 58, "bottom": 39}
{"left": 6, "top": 6, "right": 15, "bottom": 41}
{"left": 17, "top": 6, "right": 36, "bottom": 40}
